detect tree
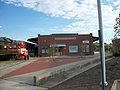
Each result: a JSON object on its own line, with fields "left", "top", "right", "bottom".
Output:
{"left": 113, "top": 13, "right": 120, "bottom": 56}
{"left": 93, "top": 42, "right": 99, "bottom": 52}
{"left": 48, "top": 46, "right": 58, "bottom": 61}
{"left": 112, "top": 38, "right": 120, "bottom": 56}
{"left": 114, "top": 13, "right": 120, "bottom": 38}
{"left": 79, "top": 44, "right": 84, "bottom": 57}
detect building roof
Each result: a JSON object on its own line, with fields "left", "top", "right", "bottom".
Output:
{"left": 25, "top": 41, "right": 38, "bottom": 46}
{"left": 0, "top": 37, "right": 13, "bottom": 42}
{"left": 51, "top": 33, "right": 78, "bottom": 35}
{"left": 27, "top": 33, "right": 99, "bottom": 43}
{"left": 93, "top": 36, "right": 99, "bottom": 42}
{"left": 27, "top": 37, "right": 38, "bottom": 44}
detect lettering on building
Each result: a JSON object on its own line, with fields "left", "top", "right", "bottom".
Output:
{"left": 55, "top": 37, "right": 76, "bottom": 40}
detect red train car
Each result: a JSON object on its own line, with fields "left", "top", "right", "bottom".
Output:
{"left": 0, "top": 37, "right": 29, "bottom": 60}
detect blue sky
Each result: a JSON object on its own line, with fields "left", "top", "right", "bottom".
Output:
{"left": 0, "top": 0, "right": 120, "bottom": 43}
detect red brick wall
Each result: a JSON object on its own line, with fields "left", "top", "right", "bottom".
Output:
{"left": 38, "top": 33, "right": 93, "bottom": 57}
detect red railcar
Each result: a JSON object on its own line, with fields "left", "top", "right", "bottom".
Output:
{"left": 0, "top": 37, "right": 29, "bottom": 60}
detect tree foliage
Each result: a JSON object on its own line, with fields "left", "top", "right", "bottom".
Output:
{"left": 114, "top": 13, "right": 120, "bottom": 38}
{"left": 48, "top": 46, "right": 58, "bottom": 57}
{"left": 112, "top": 13, "right": 120, "bottom": 56}
{"left": 112, "top": 38, "right": 120, "bottom": 56}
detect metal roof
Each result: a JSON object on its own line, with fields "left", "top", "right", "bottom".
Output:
{"left": 0, "top": 37, "right": 13, "bottom": 42}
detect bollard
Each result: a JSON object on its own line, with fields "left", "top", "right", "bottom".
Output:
{"left": 33, "top": 76, "right": 37, "bottom": 86}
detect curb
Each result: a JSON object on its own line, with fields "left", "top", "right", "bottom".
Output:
{"left": 111, "top": 80, "right": 117, "bottom": 90}
{"left": 111, "top": 79, "right": 120, "bottom": 90}
{"left": 33, "top": 55, "right": 113, "bottom": 89}
{"left": 33, "top": 58, "right": 97, "bottom": 86}
{"left": 48, "top": 57, "right": 113, "bottom": 89}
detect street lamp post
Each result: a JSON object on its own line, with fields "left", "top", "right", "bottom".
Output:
{"left": 97, "top": 0, "right": 108, "bottom": 89}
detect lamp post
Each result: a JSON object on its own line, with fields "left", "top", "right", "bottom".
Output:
{"left": 97, "top": 0, "right": 108, "bottom": 89}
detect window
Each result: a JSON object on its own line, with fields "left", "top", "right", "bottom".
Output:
{"left": 83, "top": 45, "right": 89, "bottom": 52}
{"left": 0, "top": 45, "right": 2, "bottom": 49}
{"left": 13, "top": 45, "right": 17, "bottom": 48}
{"left": 42, "top": 48, "right": 45, "bottom": 53}
{"left": 42, "top": 47, "right": 48, "bottom": 54}
{"left": 86, "top": 45, "right": 89, "bottom": 52}
{"left": 69, "top": 45, "right": 78, "bottom": 53}
{"left": 82, "top": 40, "right": 89, "bottom": 44}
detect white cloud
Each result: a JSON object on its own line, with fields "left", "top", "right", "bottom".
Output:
{"left": 113, "top": 0, "right": 120, "bottom": 7}
{"left": 1, "top": 0, "right": 120, "bottom": 42}
{"left": 0, "top": 26, "right": 2, "bottom": 29}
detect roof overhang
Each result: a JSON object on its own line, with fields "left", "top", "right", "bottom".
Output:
{"left": 93, "top": 36, "right": 99, "bottom": 42}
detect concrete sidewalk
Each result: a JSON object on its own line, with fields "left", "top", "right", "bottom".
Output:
{"left": 0, "top": 79, "right": 47, "bottom": 90}
{"left": 0, "top": 54, "right": 112, "bottom": 90}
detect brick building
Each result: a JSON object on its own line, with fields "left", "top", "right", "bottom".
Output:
{"left": 35, "top": 33, "right": 96, "bottom": 57}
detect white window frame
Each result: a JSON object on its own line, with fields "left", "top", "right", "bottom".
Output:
{"left": 69, "top": 45, "right": 78, "bottom": 53}
{"left": 83, "top": 44, "right": 89, "bottom": 52}
{"left": 42, "top": 48, "right": 48, "bottom": 54}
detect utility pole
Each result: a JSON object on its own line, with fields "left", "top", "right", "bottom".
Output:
{"left": 97, "top": 0, "right": 108, "bottom": 90}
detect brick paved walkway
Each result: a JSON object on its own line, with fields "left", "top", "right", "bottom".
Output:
{"left": 5, "top": 56, "right": 96, "bottom": 77}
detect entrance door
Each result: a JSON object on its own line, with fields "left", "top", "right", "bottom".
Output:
{"left": 55, "top": 47, "right": 64, "bottom": 56}
{"left": 58, "top": 47, "right": 64, "bottom": 56}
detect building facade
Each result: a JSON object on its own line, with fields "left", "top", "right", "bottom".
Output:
{"left": 38, "top": 33, "right": 94, "bottom": 57}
